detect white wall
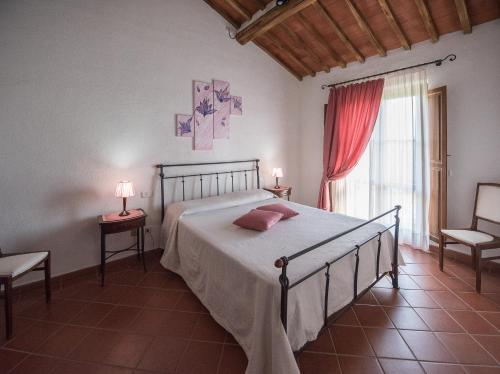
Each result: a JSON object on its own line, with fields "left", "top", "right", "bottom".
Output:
{"left": 0, "top": 0, "right": 301, "bottom": 281}
{"left": 296, "top": 20, "right": 500, "bottom": 256}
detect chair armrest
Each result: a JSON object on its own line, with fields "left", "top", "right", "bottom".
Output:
{"left": 0, "top": 250, "right": 50, "bottom": 258}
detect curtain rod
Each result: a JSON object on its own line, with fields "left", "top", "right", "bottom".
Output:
{"left": 321, "top": 54, "right": 456, "bottom": 90}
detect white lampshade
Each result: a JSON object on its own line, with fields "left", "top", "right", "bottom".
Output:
{"left": 272, "top": 168, "right": 283, "bottom": 178}
{"left": 115, "top": 181, "right": 135, "bottom": 198}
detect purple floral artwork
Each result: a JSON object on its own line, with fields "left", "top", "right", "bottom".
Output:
{"left": 231, "top": 96, "right": 242, "bottom": 116}
{"left": 193, "top": 81, "right": 214, "bottom": 150}
{"left": 213, "top": 80, "right": 231, "bottom": 139}
{"left": 176, "top": 114, "right": 193, "bottom": 137}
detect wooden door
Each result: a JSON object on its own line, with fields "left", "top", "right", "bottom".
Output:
{"left": 428, "top": 87, "right": 447, "bottom": 243}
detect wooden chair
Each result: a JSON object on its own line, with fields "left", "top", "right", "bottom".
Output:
{"left": 0, "top": 248, "right": 51, "bottom": 339}
{"left": 439, "top": 183, "right": 500, "bottom": 292}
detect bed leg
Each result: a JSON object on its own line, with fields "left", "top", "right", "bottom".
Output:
{"left": 275, "top": 257, "right": 289, "bottom": 332}
{"left": 391, "top": 205, "right": 401, "bottom": 289}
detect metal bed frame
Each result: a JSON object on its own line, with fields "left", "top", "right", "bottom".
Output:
{"left": 156, "top": 159, "right": 400, "bottom": 335}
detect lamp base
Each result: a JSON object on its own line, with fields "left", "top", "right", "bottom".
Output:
{"left": 119, "top": 197, "right": 129, "bottom": 217}
{"left": 274, "top": 177, "right": 280, "bottom": 189}
{"left": 118, "top": 210, "right": 130, "bottom": 217}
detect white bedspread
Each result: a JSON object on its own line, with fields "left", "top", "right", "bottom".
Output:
{"left": 160, "top": 190, "right": 402, "bottom": 374}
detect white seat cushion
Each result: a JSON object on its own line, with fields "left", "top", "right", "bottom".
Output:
{"left": 0, "top": 252, "right": 48, "bottom": 277}
{"left": 441, "top": 229, "right": 494, "bottom": 245}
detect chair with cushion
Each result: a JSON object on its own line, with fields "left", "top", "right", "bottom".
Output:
{"left": 439, "top": 183, "right": 500, "bottom": 292}
{"left": 0, "top": 248, "right": 51, "bottom": 339}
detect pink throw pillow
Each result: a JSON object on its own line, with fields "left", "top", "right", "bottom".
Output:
{"left": 233, "top": 209, "right": 284, "bottom": 231}
{"left": 256, "top": 203, "right": 299, "bottom": 220}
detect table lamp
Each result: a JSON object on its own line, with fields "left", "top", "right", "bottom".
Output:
{"left": 115, "top": 181, "right": 135, "bottom": 216}
{"left": 272, "top": 168, "right": 283, "bottom": 188}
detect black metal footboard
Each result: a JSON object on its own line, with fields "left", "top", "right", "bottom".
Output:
{"left": 274, "top": 205, "right": 401, "bottom": 332}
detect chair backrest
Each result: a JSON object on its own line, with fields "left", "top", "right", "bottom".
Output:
{"left": 473, "top": 183, "right": 500, "bottom": 225}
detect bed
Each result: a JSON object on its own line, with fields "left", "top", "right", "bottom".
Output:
{"left": 157, "top": 160, "right": 402, "bottom": 374}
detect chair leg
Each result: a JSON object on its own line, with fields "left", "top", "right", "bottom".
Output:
{"left": 439, "top": 234, "right": 445, "bottom": 271}
{"left": 44, "top": 254, "right": 51, "bottom": 303}
{"left": 471, "top": 247, "right": 476, "bottom": 270}
{"left": 4, "top": 277, "right": 13, "bottom": 340}
{"left": 475, "top": 248, "right": 481, "bottom": 293}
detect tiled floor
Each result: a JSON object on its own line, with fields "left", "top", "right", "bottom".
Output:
{"left": 1, "top": 246, "right": 500, "bottom": 373}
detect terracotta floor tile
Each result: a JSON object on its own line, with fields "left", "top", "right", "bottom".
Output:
{"left": 0, "top": 349, "right": 27, "bottom": 373}
{"left": 69, "top": 330, "right": 152, "bottom": 368}
{"left": 54, "top": 282, "right": 104, "bottom": 301}
{"left": 458, "top": 293, "right": 500, "bottom": 312}
{"left": 428, "top": 291, "right": 471, "bottom": 310}
{"left": 338, "top": 356, "right": 383, "bottom": 374}
{"left": 412, "top": 275, "right": 447, "bottom": 291}
{"left": 448, "top": 310, "right": 498, "bottom": 334}
{"left": 364, "top": 327, "right": 414, "bottom": 359}
{"left": 436, "top": 333, "right": 496, "bottom": 365}
{"left": 218, "top": 345, "right": 248, "bottom": 374}
{"left": 401, "top": 264, "right": 430, "bottom": 276}
{"left": 160, "top": 311, "right": 199, "bottom": 338}
{"left": 96, "top": 284, "right": 132, "bottom": 304}
{"left": 52, "top": 361, "right": 133, "bottom": 374}
{"left": 421, "top": 362, "right": 467, "bottom": 373}
{"left": 437, "top": 276, "right": 475, "bottom": 292}
{"left": 119, "top": 287, "right": 156, "bottom": 307}
{"left": 372, "top": 288, "right": 410, "bottom": 306}
{"left": 448, "top": 264, "right": 476, "bottom": 279}
{"left": 192, "top": 314, "right": 227, "bottom": 343}
{"left": 144, "top": 289, "right": 182, "bottom": 309}
{"left": 176, "top": 341, "right": 223, "bottom": 374}
{"left": 384, "top": 307, "right": 429, "bottom": 330}
{"left": 174, "top": 292, "right": 208, "bottom": 313}
{"left": 18, "top": 299, "right": 87, "bottom": 323}
{"left": 304, "top": 329, "right": 335, "bottom": 353}
{"left": 399, "top": 289, "right": 440, "bottom": 308}
{"left": 329, "top": 325, "right": 374, "bottom": 356}
{"left": 97, "top": 305, "right": 141, "bottom": 330}
{"left": 139, "top": 272, "right": 171, "bottom": 288}
{"left": 35, "top": 325, "right": 91, "bottom": 357}
{"left": 106, "top": 270, "right": 146, "bottom": 286}
{"left": 414, "top": 308, "right": 464, "bottom": 333}
{"left": 480, "top": 312, "right": 500, "bottom": 330}
{"left": 463, "top": 365, "right": 500, "bottom": 374}
{"left": 5, "top": 321, "right": 62, "bottom": 352}
{"left": 473, "top": 335, "right": 500, "bottom": 362}
{"left": 356, "top": 290, "right": 379, "bottom": 305}
{"left": 333, "top": 307, "right": 359, "bottom": 326}
{"left": 378, "top": 358, "right": 424, "bottom": 373}
{"left": 298, "top": 352, "right": 341, "bottom": 374}
{"left": 137, "top": 336, "right": 188, "bottom": 373}
{"left": 70, "top": 302, "right": 114, "bottom": 326}
{"left": 399, "top": 330, "right": 456, "bottom": 363}
{"left": 8, "top": 354, "right": 61, "bottom": 374}
{"left": 127, "top": 308, "right": 170, "bottom": 335}
{"left": 398, "top": 274, "right": 422, "bottom": 289}
{"left": 353, "top": 305, "right": 394, "bottom": 328}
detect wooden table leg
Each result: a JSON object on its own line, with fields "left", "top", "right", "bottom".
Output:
{"left": 4, "top": 277, "right": 13, "bottom": 339}
{"left": 141, "top": 226, "right": 147, "bottom": 272}
{"left": 100, "top": 230, "right": 106, "bottom": 287}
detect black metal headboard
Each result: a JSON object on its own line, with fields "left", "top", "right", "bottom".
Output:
{"left": 156, "top": 159, "right": 260, "bottom": 221}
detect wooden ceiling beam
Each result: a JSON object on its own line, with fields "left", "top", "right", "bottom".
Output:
{"left": 254, "top": 39, "right": 303, "bottom": 80}
{"left": 254, "top": 0, "right": 268, "bottom": 11}
{"left": 345, "top": 0, "right": 386, "bottom": 57}
{"left": 226, "top": 0, "right": 252, "bottom": 21}
{"left": 414, "top": 0, "right": 439, "bottom": 42}
{"left": 454, "top": 0, "right": 472, "bottom": 34}
{"left": 236, "top": 0, "right": 317, "bottom": 45}
{"left": 296, "top": 14, "right": 346, "bottom": 68}
{"left": 280, "top": 24, "right": 330, "bottom": 73}
{"left": 377, "top": 0, "right": 410, "bottom": 50}
{"left": 204, "top": 0, "right": 241, "bottom": 28}
{"left": 315, "top": 1, "right": 364, "bottom": 63}
{"left": 267, "top": 31, "right": 316, "bottom": 77}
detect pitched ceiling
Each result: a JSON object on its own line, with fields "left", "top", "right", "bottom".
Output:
{"left": 204, "top": 0, "right": 500, "bottom": 80}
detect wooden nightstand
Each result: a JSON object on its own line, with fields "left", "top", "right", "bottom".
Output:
{"left": 263, "top": 186, "right": 292, "bottom": 201}
{"left": 98, "top": 209, "right": 147, "bottom": 286}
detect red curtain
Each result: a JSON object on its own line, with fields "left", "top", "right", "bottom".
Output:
{"left": 317, "top": 79, "right": 385, "bottom": 211}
